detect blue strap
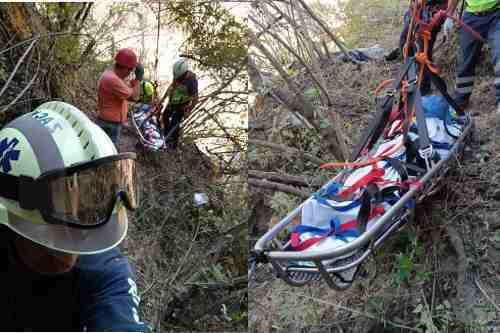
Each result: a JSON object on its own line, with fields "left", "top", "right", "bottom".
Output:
{"left": 317, "top": 182, "right": 341, "bottom": 197}
{"left": 292, "top": 216, "right": 358, "bottom": 238}
{"left": 431, "top": 141, "right": 452, "bottom": 150}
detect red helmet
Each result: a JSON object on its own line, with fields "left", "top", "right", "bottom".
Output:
{"left": 114, "top": 48, "right": 137, "bottom": 69}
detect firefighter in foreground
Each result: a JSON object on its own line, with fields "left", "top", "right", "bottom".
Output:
{"left": 162, "top": 58, "right": 199, "bottom": 150}
{"left": 0, "top": 101, "right": 150, "bottom": 332}
{"left": 97, "top": 48, "right": 144, "bottom": 146}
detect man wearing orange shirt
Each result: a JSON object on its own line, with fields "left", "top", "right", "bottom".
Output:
{"left": 96, "top": 48, "right": 144, "bottom": 145}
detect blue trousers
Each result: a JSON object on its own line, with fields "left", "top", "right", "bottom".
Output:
{"left": 455, "top": 9, "right": 500, "bottom": 106}
{"left": 162, "top": 105, "right": 185, "bottom": 149}
{"left": 96, "top": 118, "right": 122, "bottom": 146}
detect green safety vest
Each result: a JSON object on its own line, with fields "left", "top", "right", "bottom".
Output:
{"left": 466, "top": 0, "right": 500, "bottom": 12}
{"left": 169, "top": 82, "right": 192, "bottom": 106}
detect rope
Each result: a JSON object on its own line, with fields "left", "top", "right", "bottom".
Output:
{"left": 153, "top": 1, "right": 161, "bottom": 99}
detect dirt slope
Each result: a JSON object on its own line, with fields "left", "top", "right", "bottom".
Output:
{"left": 249, "top": 37, "right": 500, "bottom": 332}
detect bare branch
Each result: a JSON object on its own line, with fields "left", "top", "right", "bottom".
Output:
{"left": 295, "top": 0, "right": 360, "bottom": 64}
{"left": 248, "top": 178, "right": 310, "bottom": 198}
{"left": 249, "top": 169, "right": 322, "bottom": 187}
{"left": 249, "top": 138, "right": 325, "bottom": 165}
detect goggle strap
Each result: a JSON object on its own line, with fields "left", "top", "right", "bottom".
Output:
{"left": 0, "top": 172, "right": 20, "bottom": 202}
{"left": 0, "top": 172, "right": 48, "bottom": 211}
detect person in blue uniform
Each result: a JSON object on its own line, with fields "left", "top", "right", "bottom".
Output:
{"left": 0, "top": 101, "right": 150, "bottom": 332}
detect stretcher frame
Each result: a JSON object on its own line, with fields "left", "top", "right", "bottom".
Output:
{"left": 252, "top": 117, "right": 472, "bottom": 290}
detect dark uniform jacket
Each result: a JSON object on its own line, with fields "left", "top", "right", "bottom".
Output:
{"left": 0, "top": 226, "right": 151, "bottom": 332}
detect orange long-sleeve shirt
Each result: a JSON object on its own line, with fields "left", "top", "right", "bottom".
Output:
{"left": 97, "top": 70, "right": 135, "bottom": 123}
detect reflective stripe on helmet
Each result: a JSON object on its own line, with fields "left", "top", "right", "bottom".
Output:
{"left": 5, "top": 114, "right": 64, "bottom": 173}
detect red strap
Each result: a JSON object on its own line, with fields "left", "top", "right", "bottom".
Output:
{"left": 291, "top": 206, "right": 386, "bottom": 251}
{"left": 291, "top": 233, "right": 327, "bottom": 251}
{"left": 339, "top": 167, "right": 385, "bottom": 197}
{"left": 376, "top": 142, "right": 398, "bottom": 157}
{"left": 388, "top": 106, "right": 402, "bottom": 123}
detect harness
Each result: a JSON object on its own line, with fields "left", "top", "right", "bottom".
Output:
{"left": 323, "top": 0, "right": 485, "bottom": 174}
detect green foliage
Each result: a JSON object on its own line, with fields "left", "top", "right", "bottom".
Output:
{"left": 188, "top": 263, "right": 230, "bottom": 287}
{"left": 395, "top": 253, "right": 413, "bottom": 283}
{"left": 269, "top": 192, "right": 300, "bottom": 218}
{"left": 38, "top": 3, "right": 85, "bottom": 64}
{"left": 318, "top": 117, "right": 332, "bottom": 129}
{"left": 304, "top": 87, "right": 321, "bottom": 101}
{"left": 414, "top": 300, "right": 453, "bottom": 333}
{"left": 163, "top": 1, "right": 247, "bottom": 77}
{"left": 391, "top": 228, "right": 430, "bottom": 286}
{"left": 366, "top": 296, "right": 388, "bottom": 319}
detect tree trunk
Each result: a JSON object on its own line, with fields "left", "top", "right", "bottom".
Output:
{"left": 0, "top": 3, "right": 93, "bottom": 103}
{"left": 295, "top": 0, "right": 359, "bottom": 64}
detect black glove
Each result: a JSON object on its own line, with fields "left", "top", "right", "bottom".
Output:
{"left": 135, "top": 63, "right": 144, "bottom": 81}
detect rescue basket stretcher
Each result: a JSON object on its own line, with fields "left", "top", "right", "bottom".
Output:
{"left": 250, "top": 0, "right": 486, "bottom": 290}
{"left": 252, "top": 117, "right": 471, "bottom": 290}
{"left": 130, "top": 103, "right": 166, "bottom": 151}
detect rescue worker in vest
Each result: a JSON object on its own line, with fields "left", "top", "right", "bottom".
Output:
{"left": 97, "top": 48, "right": 144, "bottom": 146}
{"left": 398, "top": 0, "right": 448, "bottom": 95}
{"left": 0, "top": 101, "right": 150, "bottom": 332}
{"left": 162, "top": 58, "right": 198, "bottom": 150}
{"left": 139, "top": 80, "right": 156, "bottom": 104}
{"left": 131, "top": 80, "right": 166, "bottom": 151}
{"left": 445, "top": 0, "right": 500, "bottom": 113}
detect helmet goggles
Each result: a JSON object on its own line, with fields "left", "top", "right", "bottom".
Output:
{"left": 0, "top": 153, "right": 138, "bottom": 229}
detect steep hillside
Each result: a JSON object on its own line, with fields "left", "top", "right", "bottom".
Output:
{"left": 0, "top": 22, "right": 247, "bottom": 333}
{"left": 249, "top": 1, "right": 499, "bottom": 332}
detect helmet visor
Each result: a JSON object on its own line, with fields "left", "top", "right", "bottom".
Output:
{"left": 7, "top": 207, "right": 128, "bottom": 255}
{"left": 39, "top": 153, "right": 138, "bottom": 228}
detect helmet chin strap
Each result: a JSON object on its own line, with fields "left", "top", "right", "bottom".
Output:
{"left": 13, "top": 233, "right": 79, "bottom": 275}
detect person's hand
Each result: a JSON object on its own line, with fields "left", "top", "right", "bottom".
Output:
{"left": 135, "top": 63, "right": 144, "bottom": 81}
{"left": 184, "top": 105, "right": 194, "bottom": 117}
{"left": 443, "top": 17, "right": 454, "bottom": 40}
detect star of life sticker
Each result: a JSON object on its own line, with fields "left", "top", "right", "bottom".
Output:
{"left": 0, "top": 137, "right": 20, "bottom": 173}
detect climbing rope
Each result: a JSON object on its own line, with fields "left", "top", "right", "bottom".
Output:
{"left": 323, "top": 0, "right": 484, "bottom": 171}
{"left": 153, "top": 0, "right": 161, "bottom": 102}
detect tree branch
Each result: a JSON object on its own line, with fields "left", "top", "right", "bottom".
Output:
{"left": 295, "top": 0, "right": 360, "bottom": 64}
{"left": 249, "top": 138, "right": 325, "bottom": 165}
{"left": 248, "top": 178, "right": 310, "bottom": 198}
{"left": 249, "top": 169, "right": 321, "bottom": 187}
